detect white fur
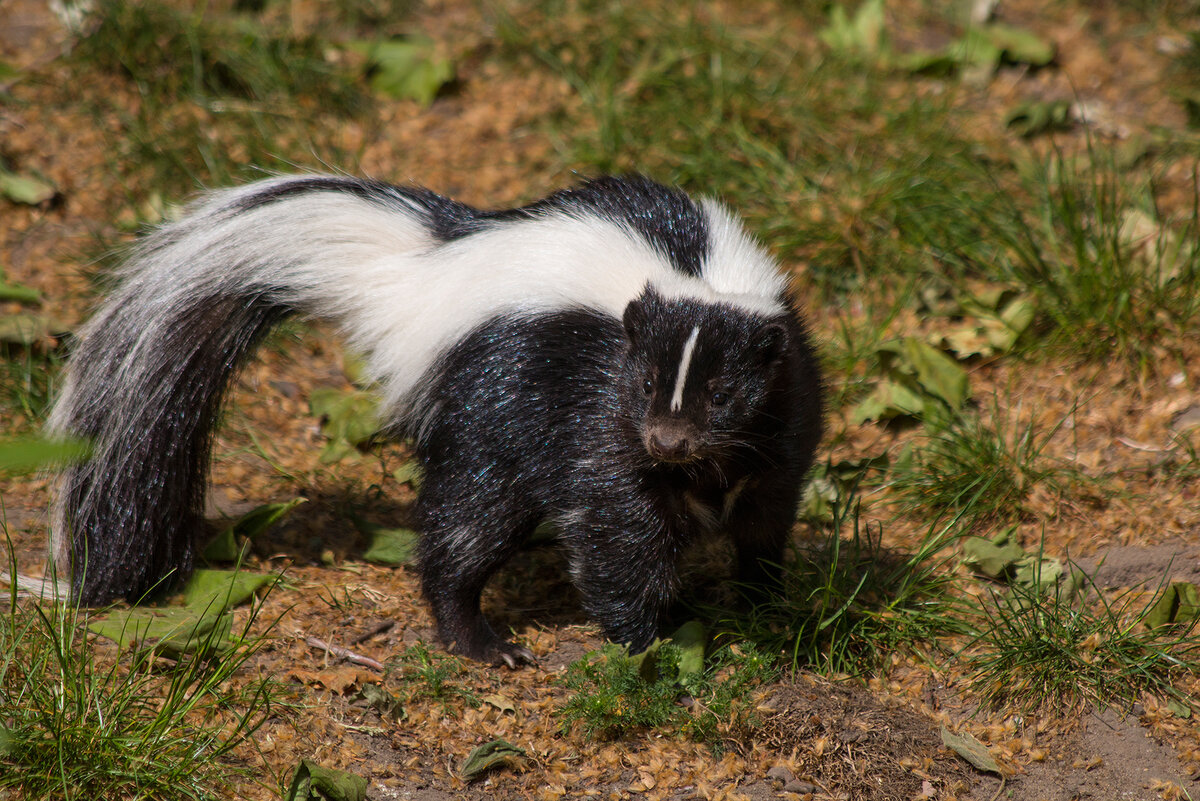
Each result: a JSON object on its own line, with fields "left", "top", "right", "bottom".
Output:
{"left": 56, "top": 176, "right": 789, "bottom": 428}
{"left": 669, "top": 325, "right": 701, "bottom": 413}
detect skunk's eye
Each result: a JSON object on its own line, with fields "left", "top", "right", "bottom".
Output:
{"left": 642, "top": 379, "right": 654, "bottom": 396}
{"left": 711, "top": 391, "right": 730, "bottom": 406}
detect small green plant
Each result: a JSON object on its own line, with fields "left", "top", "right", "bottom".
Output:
{"left": 0, "top": 539, "right": 278, "bottom": 800}
{"left": 385, "top": 641, "right": 479, "bottom": 710}
{"left": 558, "top": 640, "right": 775, "bottom": 749}
{"left": 964, "top": 566, "right": 1200, "bottom": 714}
{"left": 728, "top": 500, "right": 969, "bottom": 676}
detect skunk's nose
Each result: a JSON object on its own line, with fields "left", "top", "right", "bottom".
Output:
{"left": 645, "top": 422, "right": 695, "bottom": 462}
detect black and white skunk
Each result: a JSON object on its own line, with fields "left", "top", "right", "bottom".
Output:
{"left": 49, "top": 174, "right": 823, "bottom": 666}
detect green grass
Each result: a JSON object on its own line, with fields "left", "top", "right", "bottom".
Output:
{"left": 66, "top": 0, "right": 380, "bottom": 205}
{"left": 0, "top": 343, "right": 61, "bottom": 428}
{"left": 495, "top": 0, "right": 1004, "bottom": 292}
{"left": 384, "top": 641, "right": 480, "bottom": 711}
{"left": 978, "top": 148, "right": 1200, "bottom": 366}
{"left": 0, "top": 553, "right": 279, "bottom": 800}
{"left": 558, "top": 640, "right": 775, "bottom": 750}
{"left": 964, "top": 566, "right": 1200, "bottom": 715}
{"left": 888, "top": 400, "right": 1074, "bottom": 527}
{"left": 505, "top": 0, "right": 1200, "bottom": 367}
{"left": 725, "top": 498, "right": 969, "bottom": 676}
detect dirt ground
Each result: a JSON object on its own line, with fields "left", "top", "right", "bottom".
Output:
{"left": 2, "top": 0, "right": 1200, "bottom": 799}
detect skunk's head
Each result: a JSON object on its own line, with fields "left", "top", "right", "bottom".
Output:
{"left": 620, "top": 286, "right": 790, "bottom": 466}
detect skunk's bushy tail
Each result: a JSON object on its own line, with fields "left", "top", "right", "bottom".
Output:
{"left": 49, "top": 176, "right": 437, "bottom": 603}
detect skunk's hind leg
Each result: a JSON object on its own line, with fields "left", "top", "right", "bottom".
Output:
{"left": 415, "top": 493, "right": 538, "bottom": 667}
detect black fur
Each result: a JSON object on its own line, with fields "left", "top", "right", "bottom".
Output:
{"left": 61, "top": 292, "right": 291, "bottom": 602}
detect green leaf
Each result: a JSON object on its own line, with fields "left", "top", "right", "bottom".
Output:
{"left": 309, "top": 387, "right": 381, "bottom": 463}
{"left": 181, "top": 569, "right": 275, "bottom": 612}
{"left": 1144, "top": 582, "right": 1200, "bottom": 629}
{"left": 358, "top": 682, "right": 404, "bottom": 719}
{"left": 940, "top": 725, "right": 1002, "bottom": 775}
{"left": 1167, "top": 698, "right": 1192, "bottom": 719}
{"left": 962, "top": 526, "right": 1025, "bottom": 579}
{"left": 895, "top": 338, "right": 968, "bottom": 410}
{"left": 87, "top": 606, "right": 233, "bottom": 659}
{"left": 460, "top": 738, "right": 526, "bottom": 781}
{"left": 0, "top": 435, "right": 91, "bottom": 476}
{"left": 356, "top": 521, "right": 420, "bottom": 566}
{"left": 1005, "top": 99, "right": 1072, "bottom": 137}
{"left": 856, "top": 338, "right": 970, "bottom": 423}
{"left": 1012, "top": 555, "right": 1062, "bottom": 590}
{"left": 351, "top": 37, "right": 454, "bottom": 106}
{"left": 850, "top": 379, "right": 928, "bottom": 423}
{"left": 392, "top": 460, "right": 423, "bottom": 488}
{"left": 285, "top": 759, "right": 368, "bottom": 801}
{"left": 204, "top": 498, "right": 306, "bottom": 561}
{"left": 0, "top": 168, "right": 56, "bottom": 205}
{"left": 981, "top": 23, "right": 1055, "bottom": 66}
{"left": 669, "top": 621, "right": 707, "bottom": 684}
{"left": 819, "top": 0, "right": 888, "bottom": 61}
{"left": 1061, "top": 565, "right": 1089, "bottom": 602}
{"left": 629, "top": 638, "right": 664, "bottom": 683}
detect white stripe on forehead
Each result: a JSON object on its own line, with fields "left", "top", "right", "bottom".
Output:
{"left": 669, "top": 325, "right": 702, "bottom": 413}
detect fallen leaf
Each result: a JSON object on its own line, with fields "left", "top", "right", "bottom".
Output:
{"left": 359, "top": 682, "right": 404, "bottom": 718}
{"left": 181, "top": 569, "right": 276, "bottom": 612}
{"left": 0, "top": 435, "right": 90, "bottom": 476}
{"left": 285, "top": 759, "right": 367, "bottom": 801}
{"left": 351, "top": 37, "right": 454, "bottom": 106}
{"left": 1145, "top": 582, "right": 1200, "bottom": 629}
{"left": 356, "top": 523, "right": 419, "bottom": 566}
{"left": 309, "top": 387, "right": 381, "bottom": 463}
{"left": 483, "top": 693, "right": 518, "bottom": 715}
{"left": 0, "top": 168, "right": 56, "bottom": 205}
{"left": 460, "top": 738, "right": 526, "bottom": 781}
{"left": 962, "top": 526, "right": 1025, "bottom": 579}
{"left": 940, "top": 725, "right": 1002, "bottom": 775}
{"left": 204, "top": 498, "right": 306, "bottom": 562}
{"left": 819, "top": 0, "right": 888, "bottom": 63}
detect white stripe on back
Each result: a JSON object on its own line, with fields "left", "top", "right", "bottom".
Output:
{"left": 669, "top": 325, "right": 701, "bottom": 412}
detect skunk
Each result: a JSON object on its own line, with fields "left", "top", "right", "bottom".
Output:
{"left": 49, "top": 174, "right": 823, "bottom": 666}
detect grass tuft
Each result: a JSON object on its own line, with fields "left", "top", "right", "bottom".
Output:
{"left": 384, "top": 641, "right": 480, "bottom": 711}
{"left": 0, "top": 538, "right": 279, "bottom": 801}
{"left": 967, "top": 147, "right": 1200, "bottom": 366}
{"left": 74, "top": 0, "right": 368, "bottom": 115}
{"left": 727, "top": 499, "right": 969, "bottom": 677}
{"left": 964, "top": 566, "right": 1200, "bottom": 715}
{"left": 558, "top": 640, "right": 775, "bottom": 750}
{"left": 889, "top": 401, "right": 1074, "bottom": 527}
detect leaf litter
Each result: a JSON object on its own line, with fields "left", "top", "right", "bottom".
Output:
{"left": 2, "top": 0, "right": 1200, "bottom": 798}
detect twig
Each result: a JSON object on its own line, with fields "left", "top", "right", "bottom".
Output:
{"left": 306, "top": 635, "right": 384, "bottom": 671}
{"left": 351, "top": 619, "right": 396, "bottom": 645}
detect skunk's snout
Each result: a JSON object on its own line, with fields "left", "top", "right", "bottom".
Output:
{"left": 644, "top": 420, "right": 698, "bottom": 462}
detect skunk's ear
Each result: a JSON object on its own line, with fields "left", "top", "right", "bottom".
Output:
{"left": 622, "top": 299, "right": 647, "bottom": 349}
{"left": 753, "top": 321, "right": 789, "bottom": 366}
{"left": 622, "top": 285, "right": 662, "bottom": 348}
